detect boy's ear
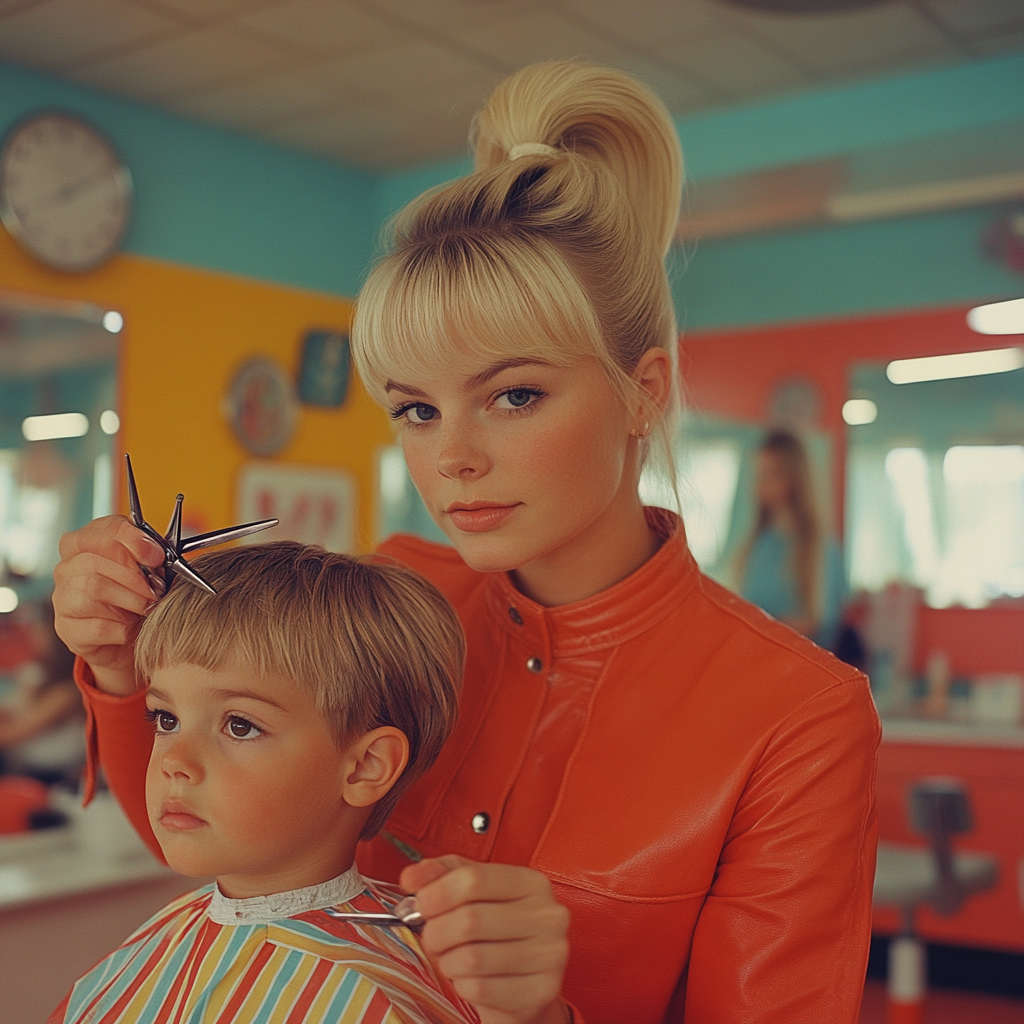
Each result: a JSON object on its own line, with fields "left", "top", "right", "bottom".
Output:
{"left": 340, "top": 727, "right": 409, "bottom": 809}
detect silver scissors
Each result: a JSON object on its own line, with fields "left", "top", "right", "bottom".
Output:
{"left": 126, "top": 453, "right": 278, "bottom": 597}
{"left": 323, "top": 901, "right": 424, "bottom": 932}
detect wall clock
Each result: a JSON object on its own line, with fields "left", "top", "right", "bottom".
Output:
{"left": 0, "top": 110, "right": 133, "bottom": 272}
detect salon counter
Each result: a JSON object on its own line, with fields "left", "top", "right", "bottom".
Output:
{"left": 0, "top": 799, "right": 197, "bottom": 1024}
{"left": 874, "top": 717, "right": 1024, "bottom": 953}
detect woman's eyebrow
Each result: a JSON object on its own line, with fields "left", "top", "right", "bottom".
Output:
{"left": 463, "top": 358, "right": 551, "bottom": 390}
{"left": 384, "top": 379, "right": 427, "bottom": 397}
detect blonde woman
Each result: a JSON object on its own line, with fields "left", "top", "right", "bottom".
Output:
{"left": 736, "top": 430, "right": 846, "bottom": 648}
{"left": 53, "top": 62, "right": 878, "bottom": 1024}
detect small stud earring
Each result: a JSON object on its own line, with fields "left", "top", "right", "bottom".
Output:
{"left": 634, "top": 421, "right": 651, "bottom": 439}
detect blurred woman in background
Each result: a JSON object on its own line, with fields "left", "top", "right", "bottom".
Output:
{"left": 736, "top": 430, "right": 845, "bottom": 649}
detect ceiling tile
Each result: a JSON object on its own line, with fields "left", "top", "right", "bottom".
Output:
{"left": 361, "top": 0, "right": 545, "bottom": 34}
{"left": 0, "top": 0, "right": 47, "bottom": 14}
{"left": 0, "top": 0, "right": 174, "bottom": 72}
{"left": 166, "top": 67, "right": 368, "bottom": 130}
{"left": 240, "top": 0, "right": 396, "bottom": 55}
{"left": 450, "top": 9, "right": 628, "bottom": 70}
{"left": 652, "top": 30, "right": 812, "bottom": 99}
{"left": 554, "top": 0, "right": 728, "bottom": 51}
{"left": 970, "top": 26, "right": 1024, "bottom": 53}
{"left": 136, "top": 0, "right": 285, "bottom": 19}
{"left": 307, "top": 36, "right": 499, "bottom": 99}
{"left": 727, "top": 3, "right": 961, "bottom": 77}
{"left": 68, "top": 24, "right": 297, "bottom": 101}
{"left": 925, "top": 0, "right": 1024, "bottom": 34}
{"left": 258, "top": 99, "right": 405, "bottom": 158}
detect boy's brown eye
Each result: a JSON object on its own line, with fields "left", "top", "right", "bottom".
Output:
{"left": 157, "top": 712, "right": 177, "bottom": 733}
{"left": 227, "top": 716, "right": 261, "bottom": 740}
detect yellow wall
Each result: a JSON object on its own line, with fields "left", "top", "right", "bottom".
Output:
{"left": 1, "top": 231, "right": 393, "bottom": 552}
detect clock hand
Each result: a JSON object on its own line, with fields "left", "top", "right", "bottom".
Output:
{"left": 47, "top": 165, "right": 116, "bottom": 206}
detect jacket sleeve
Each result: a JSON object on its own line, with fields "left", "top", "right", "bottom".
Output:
{"left": 73, "top": 657, "right": 164, "bottom": 862}
{"left": 682, "top": 674, "right": 879, "bottom": 1024}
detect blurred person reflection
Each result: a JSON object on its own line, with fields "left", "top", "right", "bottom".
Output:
{"left": 0, "top": 599, "right": 84, "bottom": 785}
{"left": 735, "top": 430, "right": 845, "bottom": 650}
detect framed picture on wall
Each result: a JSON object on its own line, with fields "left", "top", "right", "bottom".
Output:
{"left": 236, "top": 462, "right": 356, "bottom": 553}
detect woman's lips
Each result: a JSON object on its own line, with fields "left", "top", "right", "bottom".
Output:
{"left": 446, "top": 502, "right": 521, "bottom": 533}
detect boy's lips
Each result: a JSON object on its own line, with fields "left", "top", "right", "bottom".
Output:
{"left": 445, "top": 501, "right": 522, "bottom": 533}
{"left": 158, "top": 799, "right": 207, "bottom": 831}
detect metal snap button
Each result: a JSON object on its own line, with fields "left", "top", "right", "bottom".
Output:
{"left": 508, "top": 606, "right": 523, "bottom": 625}
{"left": 527, "top": 657, "right": 542, "bottom": 673}
{"left": 471, "top": 812, "right": 490, "bottom": 834}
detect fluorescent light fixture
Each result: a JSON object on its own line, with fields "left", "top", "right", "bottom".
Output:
{"left": 22, "top": 412, "right": 89, "bottom": 441}
{"left": 102, "top": 310, "right": 124, "bottom": 333}
{"left": 967, "top": 297, "right": 1024, "bottom": 335}
{"left": 843, "top": 398, "right": 877, "bottom": 425}
{"left": 886, "top": 347, "right": 1024, "bottom": 384}
{"left": 0, "top": 587, "right": 18, "bottom": 614}
{"left": 100, "top": 409, "right": 120, "bottom": 435}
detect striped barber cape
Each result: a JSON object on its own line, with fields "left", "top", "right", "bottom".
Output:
{"left": 48, "top": 867, "right": 476, "bottom": 1024}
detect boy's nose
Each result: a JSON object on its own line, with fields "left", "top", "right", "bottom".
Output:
{"left": 159, "top": 735, "right": 203, "bottom": 782}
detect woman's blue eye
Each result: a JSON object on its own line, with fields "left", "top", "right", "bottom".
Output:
{"left": 392, "top": 403, "right": 438, "bottom": 425}
{"left": 496, "top": 388, "right": 543, "bottom": 411}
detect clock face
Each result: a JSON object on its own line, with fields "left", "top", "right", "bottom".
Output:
{"left": 0, "top": 111, "right": 132, "bottom": 272}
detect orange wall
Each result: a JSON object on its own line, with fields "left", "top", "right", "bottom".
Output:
{"left": 1, "top": 231, "right": 393, "bottom": 552}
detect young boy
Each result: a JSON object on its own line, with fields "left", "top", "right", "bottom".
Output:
{"left": 49, "top": 541, "right": 476, "bottom": 1024}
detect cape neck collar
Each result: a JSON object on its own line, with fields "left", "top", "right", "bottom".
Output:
{"left": 208, "top": 863, "right": 365, "bottom": 925}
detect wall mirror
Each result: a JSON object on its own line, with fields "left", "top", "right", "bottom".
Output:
{"left": 0, "top": 289, "right": 120, "bottom": 787}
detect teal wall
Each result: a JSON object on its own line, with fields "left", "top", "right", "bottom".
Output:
{"left": 0, "top": 62, "right": 377, "bottom": 297}
{"left": 3, "top": 53, "right": 1021, "bottom": 327}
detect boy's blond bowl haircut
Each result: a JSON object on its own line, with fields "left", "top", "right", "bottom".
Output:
{"left": 135, "top": 541, "right": 465, "bottom": 839}
{"left": 353, "top": 59, "right": 684, "bottom": 489}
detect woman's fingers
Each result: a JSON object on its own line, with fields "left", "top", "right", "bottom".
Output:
{"left": 400, "top": 857, "right": 570, "bottom": 1024}
{"left": 58, "top": 515, "right": 165, "bottom": 568}
{"left": 55, "top": 552, "right": 158, "bottom": 619}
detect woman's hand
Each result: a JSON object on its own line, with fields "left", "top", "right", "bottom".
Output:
{"left": 52, "top": 516, "right": 165, "bottom": 696}
{"left": 400, "top": 855, "right": 571, "bottom": 1024}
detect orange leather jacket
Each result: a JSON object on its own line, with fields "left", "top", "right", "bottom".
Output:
{"left": 76, "top": 510, "right": 879, "bottom": 1024}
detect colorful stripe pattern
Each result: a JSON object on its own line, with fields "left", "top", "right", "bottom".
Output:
{"left": 53, "top": 882, "right": 477, "bottom": 1024}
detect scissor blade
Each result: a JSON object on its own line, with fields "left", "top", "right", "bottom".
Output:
{"left": 180, "top": 519, "right": 279, "bottom": 554}
{"left": 322, "top": 910, "right": 419, "bottom": 930}
{"left": 165, "top": 494, "right": 184, "bottom": 551}
{"left": 168, "top": 556, "right": 217, "bottom": 595}
{"left": 125, "top": 454, "right": 144, "bottom": 528}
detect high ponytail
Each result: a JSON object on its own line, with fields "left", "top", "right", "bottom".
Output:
{"left": 353, "top": 60, "right": 684, "bottom": 481}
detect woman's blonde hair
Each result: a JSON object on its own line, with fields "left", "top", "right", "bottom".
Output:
{"left": 352, "top": 60, "right": 684, "bottom": 476}
{"left": 135, "top": 542, "right": 465, "bottom": 839}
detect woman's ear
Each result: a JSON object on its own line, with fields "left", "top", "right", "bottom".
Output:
{"left": 340, "top": 727, "right": 409, "bottom": 810}
{"left": 632, "top": 346, "right": 673, "bottom": 430}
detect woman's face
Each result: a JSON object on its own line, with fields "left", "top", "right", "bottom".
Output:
{"left": 755, "top": 450, "right": 791, "bottom": 510}
{"left": 386, "top": 353, "right": 641, "bottom": 575}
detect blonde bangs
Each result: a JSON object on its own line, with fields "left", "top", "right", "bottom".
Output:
{"left": 353, "top": 231, "right": 605, "bottom": 405}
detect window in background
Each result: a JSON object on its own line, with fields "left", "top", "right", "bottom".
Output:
{"left": 845, "top": 360, "right": 1024, "bottom": 609}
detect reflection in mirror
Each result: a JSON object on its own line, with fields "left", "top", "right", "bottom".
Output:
{"left": 0, "top": 290, "right": 119, "bottom": 793}
{"left": 845, "top": 357, "right": 1024, "bottom": 609}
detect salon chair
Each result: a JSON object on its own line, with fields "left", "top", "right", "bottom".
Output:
{"left": 873, "top": 778, "right": 998, "bottom": 1024}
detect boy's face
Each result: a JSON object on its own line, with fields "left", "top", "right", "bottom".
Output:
{"left": 145, "top": 661, "right": 358, "bottom": 898}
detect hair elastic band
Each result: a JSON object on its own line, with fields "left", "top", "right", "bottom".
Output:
{"left": 508, "top": 142, "right": 559, "bottom": 161}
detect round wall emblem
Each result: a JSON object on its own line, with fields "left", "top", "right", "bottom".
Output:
{"left": 226, "top": 357, "right": 297, "bottom": 457}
